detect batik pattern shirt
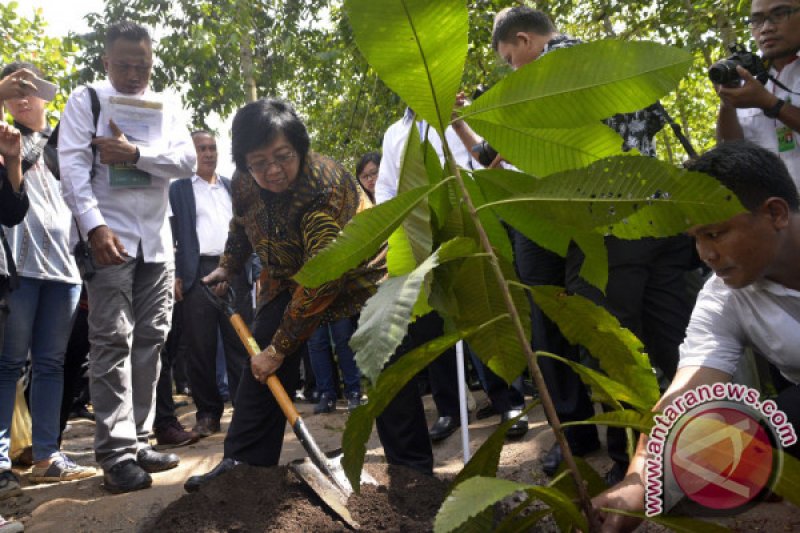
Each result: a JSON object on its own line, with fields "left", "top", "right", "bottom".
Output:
{"left": 220, "top": 151, "right": 386, "bottom": 356}
{"left": 543, "top": 35, "right": 667, "bottom": 155}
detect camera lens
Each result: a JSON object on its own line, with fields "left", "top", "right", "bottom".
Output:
{"left": 708, "top": 59, "right": 740, "bottom": 85}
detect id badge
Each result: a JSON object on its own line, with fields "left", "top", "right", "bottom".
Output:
{"left": 109, "top": 164, "right": 152, "bottom": 188}
{"left": 777, "top": 125, "right": 797, "bottom": 153}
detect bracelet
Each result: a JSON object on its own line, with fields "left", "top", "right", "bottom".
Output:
{"left": 764, "top": 98, "right": 785, "bottom": 119}
{"left": 265, "top": 345, "right": 285, "bottom": 362}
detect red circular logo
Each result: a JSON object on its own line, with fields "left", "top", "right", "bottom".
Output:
{"left": 670, "top": 407, "right": 774, "bottom": 510}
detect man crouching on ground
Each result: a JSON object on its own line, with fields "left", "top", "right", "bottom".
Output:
{"left": 593, "top": 140, "right": 800, "bottom": 531}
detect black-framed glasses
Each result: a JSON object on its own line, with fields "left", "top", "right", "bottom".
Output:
{"left": 359, "top": 169, "right": 379, "bottom": 181}
{"left": 746, "top": 5, "right": 800, "bottom": 29}
{"left": 247, "top": 151, "right": 297, "bottom": 175}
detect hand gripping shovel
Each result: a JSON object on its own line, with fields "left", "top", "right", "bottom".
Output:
{"left": 202, "top": 284, "right": 375, "bottom": 529}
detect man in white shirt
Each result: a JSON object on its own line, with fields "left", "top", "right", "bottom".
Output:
{"left": 716, "top": 0, "right": 800, "bottom": 187}
{"left": 58, "top": 21, "right": 195, "bottom": 494}
{"left": 594, "top": 140, "right": 800, "bottom": 531}
{"left": 168, "top": 131, "right": 248, "bottom": 439}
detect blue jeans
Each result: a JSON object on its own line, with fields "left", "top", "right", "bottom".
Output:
{"left": 0, "top": 277, "right": 81, "bottom": 469}
{"left": 307, "top": 317, "right": 360, "bottom": 397}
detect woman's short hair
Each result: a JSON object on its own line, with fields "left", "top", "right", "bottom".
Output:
{"left": 231, "top": 98, "right": 310, "bottom": 173}
{"left": 355, "top": 151, "right": 381, "bottom": 177}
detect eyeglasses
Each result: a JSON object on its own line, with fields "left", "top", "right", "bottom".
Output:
{"left": 247, "top": 151, "right": 297, "bottom": 175}
{"left": 746, "top": 5, "right": 800, "bottom": 29}
{"left": 359, "top": 169, "right": 379, "bottom": 181}
{"left": 110, "top": 62, "right": 152, "bottom": 75}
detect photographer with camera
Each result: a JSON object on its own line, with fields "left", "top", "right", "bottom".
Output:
{"left": 716, "top": 0, "right": 800, "bottom": 184}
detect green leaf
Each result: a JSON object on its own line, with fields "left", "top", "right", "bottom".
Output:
{"left": 773, "top": 450, "right": 800, "bottom": 509}
{"left": 494, "top": 507, "right": 550, "bottom": 533}
{"left": 434, "top": 477, "right": 530, "bottom": 533}
{"left": 398, "top": 120, "right": 434, "bottom": 265}
{"left": 460, "top": 40, "right": 692, "bottom": 129}
{"left": 572, "top": 232, "right": 609, "bottom": 292}
{"left": 562, "top": 409, "right": 655, "bottom": 434}
{"left": 344, "top": 0, "right": 467, "bottom": 131}
{"left": 548, "top": 456, "right": 607, "bottom": 499}
{"left": 343, "top": 324, "right": 488, "bottom": 490}
{"left": 351, "top": 238, "right": 477, "bottom": 384}
{"left": 451, "top": 401, "right": 540, "bottom": 494}
{"left": 386, "top": 225, "right": 416, "bottom": 277}
{"left": 437, "top": 255, "right": 529, "bottom": 384}
{"left": 294, "top": 185, "right": 434, "bottom": 288}
{"left": 537, "top": 351, "right": 651, "bottom": 412}
{"left": 468, "top": 119, "right": 627, "bottom": 177}
{"left": 475, "top": 156, "right": 745, "bottom": 244}
{"left": 604, "top": 509, "right": 731, "bottom": 532}
{"left": 435, "top": 479, "right": 587, "bottom": 533}
{"left": 529, "top": 286, "right": 660, "bottom": 408}
{"left": 461, "top": 171, "right": 514, "bottom": 263}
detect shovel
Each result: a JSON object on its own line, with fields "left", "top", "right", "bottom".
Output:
{"left": 202, "top": 284, "right": 376, "bottom": 529}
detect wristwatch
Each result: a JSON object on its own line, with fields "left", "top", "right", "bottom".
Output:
{"left": 764, "top": 98, "right": 786, "bottom": 119}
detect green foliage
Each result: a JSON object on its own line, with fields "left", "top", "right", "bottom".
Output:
{"left": 345, "top": 0, "right": 468, "bottom": 132}
{"left": 434, "top": 477, "right": 587, "bottom": 533}
{"left": 350, "top": 237, "right": 477, "bottom": 384}
{"left": 459, "top": 40, "right": 692, "bottom": 129}
{"left": 474, "top": 156, "right": 744, "bottom": 289}
{"left": 451, "top": 403, "right": 539, "bottom": 493}
{"left": 342, "top": 326, "right": 481, "bottom": 490}
{"left": 528, "top": 286, "right": 660, "bottom": 408}
{"left": 294, "top": 184, "right": 441, "bottom": 288}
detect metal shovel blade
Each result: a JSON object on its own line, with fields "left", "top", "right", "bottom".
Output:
{"left": 289, "top": 442, "right": 378, "bottom": 529}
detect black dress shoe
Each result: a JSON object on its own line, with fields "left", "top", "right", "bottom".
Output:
{"left": 476, "top": 404, "right": 498, "bottom": 420}
{"left": 429, "top": 416, "right": 459, "bottom": 442}
{"left": 137, "top": 448, "right": 180, "bottom": 473}
{"left": 184, "top": 457, "right": 239, "bottom": 493}
{"left": 501, "top": 408, "right": 529, "bottom": 439}
{"left": 104, "top": 459, "right": 152, "bottom": 494}
{"left": 541, "top": 438, "right": 601, "bottom": 476}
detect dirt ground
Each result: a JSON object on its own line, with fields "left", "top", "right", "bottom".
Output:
{"left": 2, "top": 390, "right": 798, "bottom": 532}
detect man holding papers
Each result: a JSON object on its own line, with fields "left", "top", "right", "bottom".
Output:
{"left": 59, "top": 21, "right": 195, "bottom": 494}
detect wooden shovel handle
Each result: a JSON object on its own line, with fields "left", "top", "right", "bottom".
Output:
{"left": 229, "top": 313, "right": 300, "bottom": 426}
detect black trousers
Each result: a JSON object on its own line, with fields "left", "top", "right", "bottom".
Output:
{"left": 566, "top": 236, "right": 697, "bottom": 464}
{"left": 509, "top": 227, "right": 598, "bottom": 445}
{"left": 59, "top": 298, "right": 91, "bottom": 444}
{"left": 154, "top": 302, "right": 183, "bottom": 428}
{"left": 224, "top": 290, "right": 304, "bottom": 466}
{"left": 182, "top": 256, "right": 250, "bottom": 422}
{"left": 375, "top": 312, "right": 451, "bottom": 475}
{"left": 427, "top": 332, "right": 459, "bottom": 419}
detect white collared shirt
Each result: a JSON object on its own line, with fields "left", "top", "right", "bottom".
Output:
{"left": 192, "top": 174, "right": 232, "bottom": 256}
{"left": 678, "top": 275, "right": 800, "bottom": 384}
{"left": 376, "top": 111, "right": 478, "bottom": 204}
{"left": 736, "top": 51, "right": 800, "bottom": 188}
{"left": 58, "top": 80, "right": 196, "bottom": 262}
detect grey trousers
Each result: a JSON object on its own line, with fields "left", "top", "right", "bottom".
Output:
{"left": 86, "top": 254, "right": 173, "bottom": 470}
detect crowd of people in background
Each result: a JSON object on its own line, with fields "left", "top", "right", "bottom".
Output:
{"left": 0, "top": 0, "right": 799, "bottom": 530}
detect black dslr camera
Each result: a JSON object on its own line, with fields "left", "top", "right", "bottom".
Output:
{"left": 469, "top": 85, "right": 500, "bottom": 167}
{"left": 708, "top": 44, "right": 769, "bottom": 87}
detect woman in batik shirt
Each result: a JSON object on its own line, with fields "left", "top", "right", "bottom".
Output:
{"left": 185, "top": 98, "right": 384, "bottom": 491}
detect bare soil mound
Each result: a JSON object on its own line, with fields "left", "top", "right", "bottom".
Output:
{"left": 148, "top": 463, "right": 448, "bottom": 532}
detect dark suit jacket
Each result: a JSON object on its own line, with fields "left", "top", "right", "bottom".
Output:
{"left": 169, "top": 175, "right": 232, "bottom": 292}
